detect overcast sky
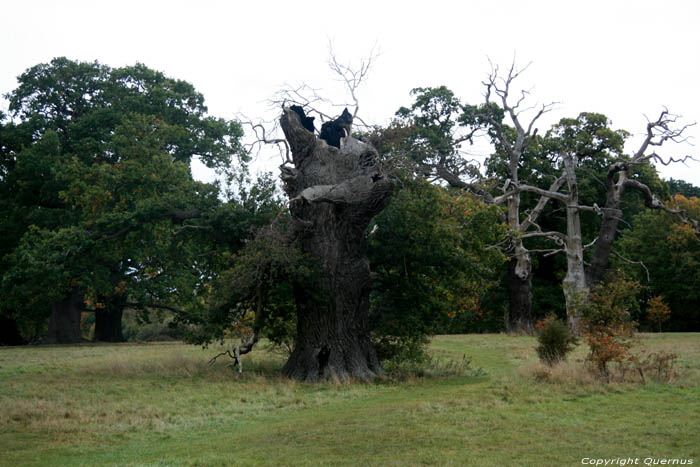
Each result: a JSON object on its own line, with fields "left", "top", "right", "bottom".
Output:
{"left": 2, "top": 0, "right": 699, "bottom": 185}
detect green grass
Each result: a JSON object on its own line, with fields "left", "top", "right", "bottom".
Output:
{"left": 1, "top": 334, "right": 698, "bottom": 466}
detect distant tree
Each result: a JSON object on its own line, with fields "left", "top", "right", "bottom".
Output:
{"left": 667, "top": 178, "right": 700, "bottom": 198}
{"left": 646, "top": 296, "right": 671, "bottom": 332}
{"left": 0, "top": 58, "right": 247, "bottom": 343}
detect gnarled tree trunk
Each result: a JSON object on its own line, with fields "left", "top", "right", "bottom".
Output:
{"left": 279, "top": 108, "right": 395, "bottom": 381}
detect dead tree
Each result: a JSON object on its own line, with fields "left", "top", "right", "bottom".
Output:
{"left": 482, "top": 62, "right": 559, "bottom": 333}
{"left": 587, "top": 109, "right": 698, "bottom": 286}
{"left": 512, "top": 111, "right": 696, "bottom": 332}
{"left": 511, "top": 152, "right": 598, "bottom": 333}
{"left": 279, "top": 107, "right": 395, "bottom": 381}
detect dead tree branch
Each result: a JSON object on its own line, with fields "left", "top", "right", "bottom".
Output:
{"left": 327, "top": 40, "right": 379, "bottom": 125}
{"left": 611, "top": 250, "right": 651, "bottom": 282}
{"left": 207, "top": 329, "right": 260, "bottom": 375}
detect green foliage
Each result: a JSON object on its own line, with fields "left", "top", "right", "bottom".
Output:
{"left": 368, "top": 180, "right": 505, "bottom": 359}
{"left": 616, "top": 195, "right": 700, "bottom": 331}
{"left": 535, "top": 315, "right": 578, "bottom": 366}
{"left": 667, "top": 178, "right": 700, "bottom": 198}
{"left": 0, "top": 58, "right": 248, "bottom": 340}
{"left": 582, "top": 271, "right": 641, "bottom": 381}
{"left": 583, "top": 271, "right": 641, "bottom": 329}
{"left": 383, "top": 86, "right": 484, "bottom": 180}
{"left": 175, "top": 216, "right": 312, "bottom": 349}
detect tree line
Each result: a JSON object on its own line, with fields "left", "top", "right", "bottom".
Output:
{"left": 1, "top": 58, "right": 697, "bottom": 380}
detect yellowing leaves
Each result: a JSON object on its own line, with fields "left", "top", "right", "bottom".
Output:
{"left": 668, "top": 223, "right": 696, "bottom": 248}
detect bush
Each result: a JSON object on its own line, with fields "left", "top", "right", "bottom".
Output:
{"left": 582, "top": 272, "right": 640, "bottom": 382}
{"left": 535, "top": 316, "right": 578, "bottom": 366}
{"left": 125, "top": 322, "right": 184, "bottom": 342}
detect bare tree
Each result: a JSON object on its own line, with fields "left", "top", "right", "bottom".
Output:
{"left": 480, "top": 62, "right": 561, "bottom": 333}
{"left": 586, "top": 110, "right": 698, "bottom": 285}
{"left": 510, "top": 111, "right": 696, "bottom": 332}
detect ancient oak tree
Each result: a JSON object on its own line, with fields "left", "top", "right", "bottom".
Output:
{"left": 278, "top": 107, "right": 395, "bottom": 381}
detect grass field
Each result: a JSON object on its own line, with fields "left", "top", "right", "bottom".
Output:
{"left": 1, "top": 334, "right": 698, "bottom": 466}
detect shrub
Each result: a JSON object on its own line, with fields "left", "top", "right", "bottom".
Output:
{"left": 582, "top": 272, "right": 640, "bottom": 382}
{"left": 584, "top": 324, "right": 634, "bottom": 382}
{"left": 123, "top": 314, "right": 186, "bottom": 342}
{"left": 583, "top": 271, "right": 640, "bottom": 329}
{"left": 535, "top": 316, "right": 578, "bottom": 366}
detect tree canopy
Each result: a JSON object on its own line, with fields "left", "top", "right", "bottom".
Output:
{"left": 0, "top": 58, "right": 247, "bottom": 342}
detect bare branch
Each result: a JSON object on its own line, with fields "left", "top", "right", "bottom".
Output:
{"left": 521, "top": 230, "right": 567, "bottom": 242}
{"left": 520, "top": 174, "right": 567, "bottom": 231}
{"left": 208, "top": 329, "right": 260, "bottom": 374}
{"left": 239, "top": 117, "right": 291, "bottom": 165}
{"left": 482, "top": 58, "right": 557, "bottom": 173}
{"left": 649, "top": 153, "right": 697, "bottom": 166}
{"left": 532, "top": 248, "right": 565, "bottom": 257}
{"left": 633, "top": 109, "right": 696, "bottom": 162}
{"left": 583, "top": 237, "right": 598, "bottom": 250}
{"left": 624, "top": 179, "right": 699, "bottom": 233}
{"left": 270, "top": 83, "right": 335, "bottom": 122}
{"left": 611, "top": 250, "right": 651, "bottom": 282}
{"left": 515, "top": 182, "right": 569, "bottom": 203}
{"left": 327, "top": 40, "right": 379, "bottom": 120}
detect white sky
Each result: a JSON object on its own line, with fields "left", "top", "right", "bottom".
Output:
{"left": 2, "top": 0, "right": 699, "bottom": 185}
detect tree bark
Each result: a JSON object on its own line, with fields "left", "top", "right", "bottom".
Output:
{"left": 586, "top": 166, "right": 624, "bottom": 287}
{"left": 506, "top": 243, "right": 533, "bottom": 333}
{"left": 43, "top": 289, "right": 83, "bottom": 344}
{"left": 279, "top": 108, "right": 394, "bottom": 381}
{"left": 94, "top": 302, "right": 125, "bottom": 342}
{"left": 561, "top": 156, "right": 588, "bottom": 334}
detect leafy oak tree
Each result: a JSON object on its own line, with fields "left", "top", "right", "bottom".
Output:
{"left": 0, "top": 58, "right": 246, "bottom": 343}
